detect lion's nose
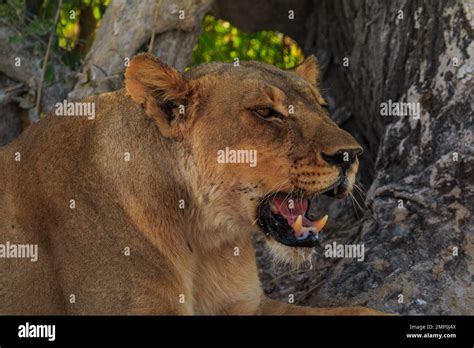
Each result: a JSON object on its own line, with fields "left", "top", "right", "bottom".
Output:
{"left": 321, "top": 148, "right": 362, "bottom": 171}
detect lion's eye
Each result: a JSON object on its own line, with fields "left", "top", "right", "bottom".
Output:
{"left": 253, "top": 107, "right": 282, "bottom": 119}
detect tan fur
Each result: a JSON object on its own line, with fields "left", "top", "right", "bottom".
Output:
{"left": 0, "top": 53, "right": 383, "bottom": 315}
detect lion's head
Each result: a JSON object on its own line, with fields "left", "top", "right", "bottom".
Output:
{"left": 125, "top": 53, "right": 362, "bottom": 260}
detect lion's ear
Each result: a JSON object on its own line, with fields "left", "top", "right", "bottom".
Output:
{"left": 291, "top": 55, "right": 319, "bottom": 85}
{"left": 125, "top": 53, "right": 189, "bottom": 138}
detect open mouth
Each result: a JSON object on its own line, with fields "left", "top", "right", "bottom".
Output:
{"left": 256, "top": 173, "right": 352, "bottom": 248}
{"left": 257, "top": 192, "right": 329, "bottom": 248}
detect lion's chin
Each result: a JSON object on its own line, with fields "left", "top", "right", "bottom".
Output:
{"left": 264, "top": 238, "right": 315, "bottom": 267}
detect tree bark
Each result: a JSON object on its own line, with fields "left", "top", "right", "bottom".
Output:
{"left": 68, "top": 0, "right": 213, "bottom": 101}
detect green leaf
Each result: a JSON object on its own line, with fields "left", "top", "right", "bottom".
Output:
{"left": 191, "top": 15, "right": 303, "bottom": 69}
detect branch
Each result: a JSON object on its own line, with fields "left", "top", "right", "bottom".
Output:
{"left": 33, "top": 0, "right": 62, "bottom": 122}
{"left": 148, "top": 0, "right": 162, "bottom": 53}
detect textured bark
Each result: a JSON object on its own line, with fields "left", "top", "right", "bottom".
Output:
{"left": 151, "top": 29, "right": 203, "bottom": 72}
{"left": 0, "top": 25, "right": 72, "bottom": 119}
{"left": 68, "top": 0, "right": 213, "bottom": 101}
{"left": 217, "top": 0, "right": 473, "bottom": 314}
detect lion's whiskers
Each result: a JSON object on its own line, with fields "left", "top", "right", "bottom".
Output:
{"left": 353, "top": 182, "right": 367, "bottom": 201}
{"left": 349, "top": 191, "right": 364, "bottom": 219}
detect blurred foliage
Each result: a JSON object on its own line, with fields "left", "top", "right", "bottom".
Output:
{"left": 56, "top": 0, "right": 109, "bottom": 50}
{"left": 191, "top": 15, "right": 303, "bottom": 69}
{"left": 0, "top": 2, "right": 302, "bottom": 73}
{"left": 0, "top": 0, "right": 109, "bottom": 71}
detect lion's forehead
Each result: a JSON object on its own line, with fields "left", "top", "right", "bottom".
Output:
{"left": 185, "top": 61, "right": 319, "bottom": 103}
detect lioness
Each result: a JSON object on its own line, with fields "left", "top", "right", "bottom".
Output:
{"left": 0, "top": 53, "right": 382, "bottom": 315}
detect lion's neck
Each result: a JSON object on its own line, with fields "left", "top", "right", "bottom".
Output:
{"left": 94, "top": 100, "right": 250, "bottom": 259}
{"left": 176, "top": 148, "right": 254, "bottom": 252}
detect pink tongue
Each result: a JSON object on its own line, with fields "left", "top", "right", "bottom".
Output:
{"left": 271, "top": 196, "right": 311, "bottom": 226}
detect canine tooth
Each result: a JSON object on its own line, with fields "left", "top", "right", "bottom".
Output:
{"left": 293, "top": 215, "right": 303, "bottom": 236}
{"left": 313, "top": 214, "right": 328, "bottom": 232}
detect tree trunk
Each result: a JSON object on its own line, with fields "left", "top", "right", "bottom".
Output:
{"left": 217, "top": 0, "right": 473, "bottom": 314}
{"left": 68, "top": 0, "right": 213, "bottom": 101}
